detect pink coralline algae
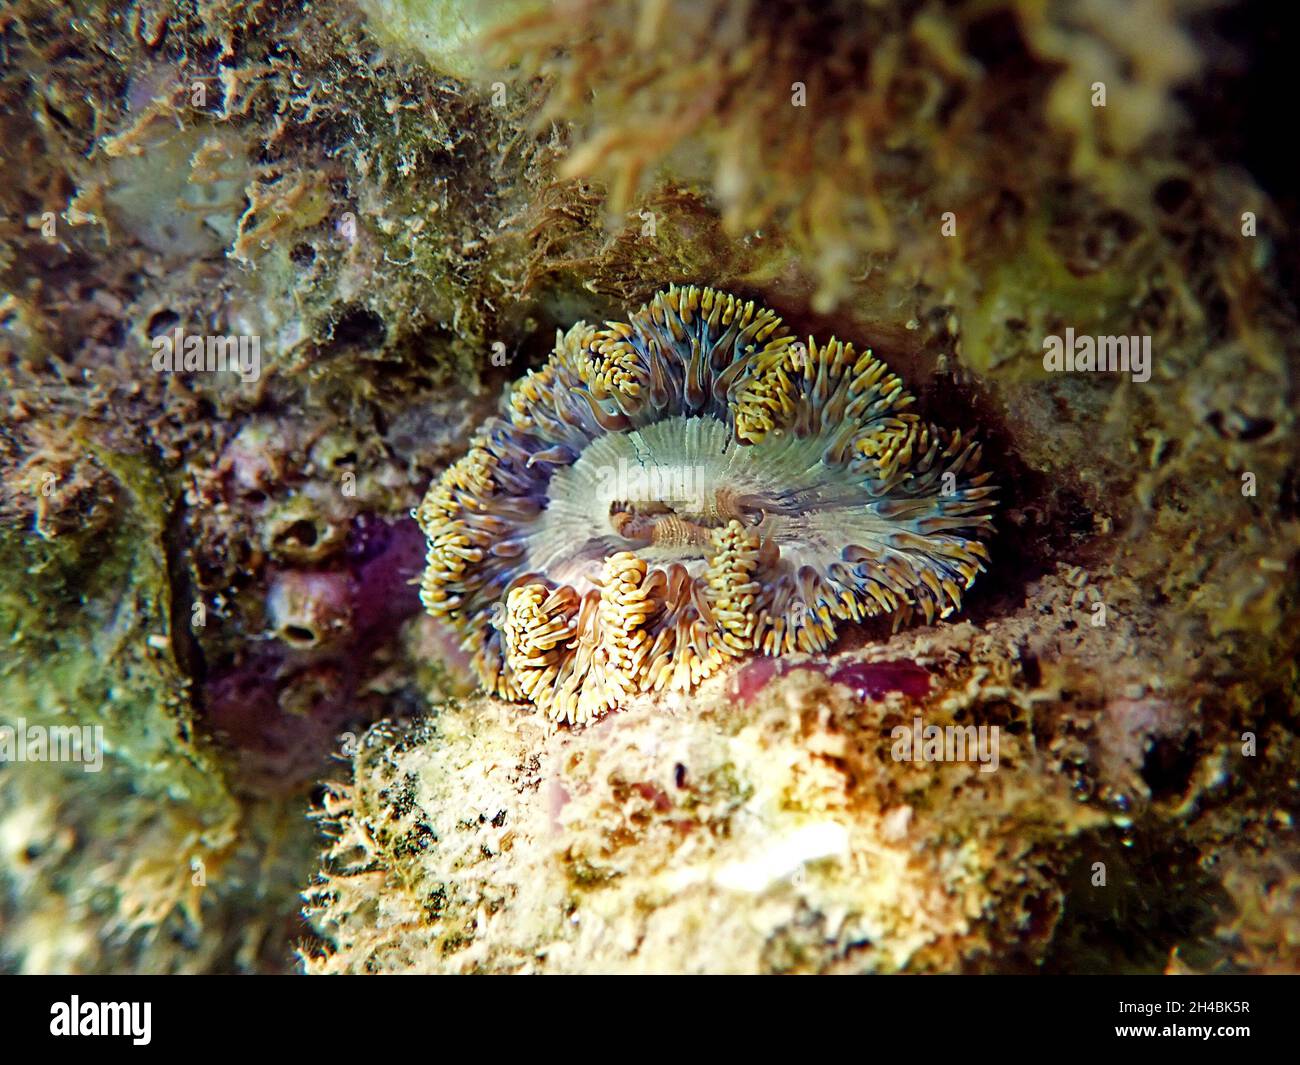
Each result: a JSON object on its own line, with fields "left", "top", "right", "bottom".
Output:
{"left": 203, "top": 515, "right": 426, "bottom": 790}
{"left": 732, "top": 655, "right": 932, "bottom": 707}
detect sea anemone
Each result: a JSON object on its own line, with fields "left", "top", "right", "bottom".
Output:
{"left": 417, "top": 285, "right": 996, "bottom": 725}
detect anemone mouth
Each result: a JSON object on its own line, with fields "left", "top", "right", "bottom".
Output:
{"left": 417, "top": 285, "right": 997, "bottom": 726}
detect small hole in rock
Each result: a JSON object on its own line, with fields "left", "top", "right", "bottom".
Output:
{"left": 1141, "top": 737, "right": 1198, "bottom": 803}
{"left": 282, "top": 625, "right": 317, "bottom": 646}
{"left": 1154, "top": 178, "right": 1193, "bottom": 214}
{"left": 278, "top": 519, "right": 319, "bottom": 547}
{"left": 147, "top": 309, "right": 180, "bottom": 337}
{"left": 328, "top": 306, "right": 386, "bottom": 353}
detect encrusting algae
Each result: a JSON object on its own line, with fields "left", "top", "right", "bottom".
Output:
{"left": 417, "top": 285, "right": 996, "bottom": 724}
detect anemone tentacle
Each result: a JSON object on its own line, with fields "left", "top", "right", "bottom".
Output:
{"left": 417, "top": 284, "right": 998, "bottom": 725}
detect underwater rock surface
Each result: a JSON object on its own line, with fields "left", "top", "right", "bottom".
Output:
{"left": 0, "top": 0, "right": 1296, "bottom": 974}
